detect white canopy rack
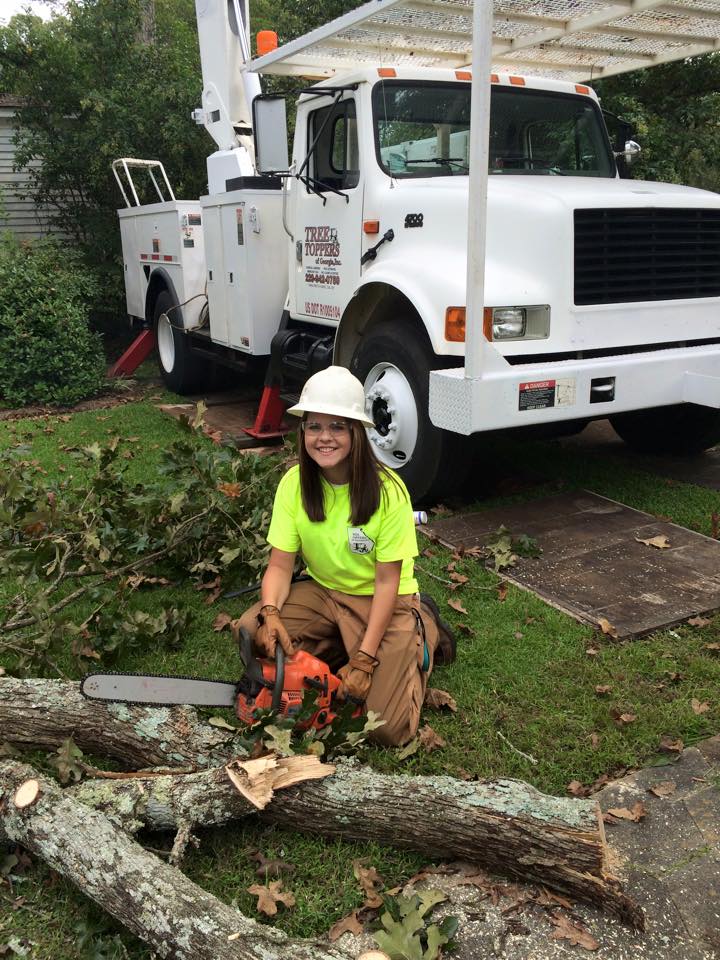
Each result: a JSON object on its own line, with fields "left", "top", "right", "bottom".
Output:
{"left": 249, "top": 0, "right": 720, "bottom": 82}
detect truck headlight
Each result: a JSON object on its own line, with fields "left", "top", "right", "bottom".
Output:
{"left": 484, "top": 305, "right": 550, "bottom": 341}
{"left": 492, "top": 307, "right": 526, "bottom": 339}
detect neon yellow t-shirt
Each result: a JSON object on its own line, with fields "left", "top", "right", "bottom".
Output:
{"left": 267, "top": 465, "right": 419, "bottom": 595}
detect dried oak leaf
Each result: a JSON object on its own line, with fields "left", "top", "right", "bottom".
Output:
{"left": 548, "top": 912, "right": 599, "bottom": 951}
{"left": 703, "top": 643, "right": 720, "bottom": 655}
{"left": 249, "top": 849, "right": 295, "bottom": 878}
{"left": 589, "top": 732, "right": 601, "bottom": 750}
{"left": 247, "top": 880, "right": 296, "bottom": 916}
{"left": 447, "top": 597, "right": 468, "bottom": 616}
{"left": 659, "top": 736, "right": 684, "bottom": 754}
{"left": 212, "top": 612, "right": 233, "bottom": 632}
{"left": 534, "top": 888, "right": 574, "bottom": 911}
{"left": 597, "top": 618, "right": 618, "bottom": 639}
{"left": 423, "top": 688, "right": 458, "bottom": 712}
{"left": 353, "top": 860, "right": 384, "bottom": 909}
{"left": 566, "top": 780, "right": 590, "bottom": 798}
{"left": 635, "top": 534, "right": 671, "bottom": 549}
{"left": 649, "top": 781, "right": 676, "bottom": 798}
{"left": 418, "top": 723, "right": 447, "bottom": 753}
{"left": 691, "top": 698, "right": 710, "bottom": 715}
{"left": 456, "top": 622, "right": 475, "bottom": 637}
{"left": 610, "top": 709, "right": 637, "bottom": 726}
{"left": 217, "top": 481, "right": 242, "bottom": 498}
{"left": 604, "top": 801, "right": 646, "bottom": 823}
{"left": 585, "top": 646, "right": 600, "bottom": 658}
{"left": 497, "top": 582, "right": 508, "bottom": 602}
{"left": 328, "top": 909, "right": 364, "bottom": 941}
{"left": 449, "top": 572, "right": 469, "bottom": 586}
{"left": 688, "top": 616, "right": 711, "bottom": 628}
{"left": 594, "top": 685, "right": 612, "bottom": 696}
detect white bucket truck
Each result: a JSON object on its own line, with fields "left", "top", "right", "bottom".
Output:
{"left": 115, "top": 0, "right": 720, "bottom": 501}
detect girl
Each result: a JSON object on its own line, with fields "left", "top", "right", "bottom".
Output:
{"left": 237, "top": 365, "right": 455, "bottom": 746}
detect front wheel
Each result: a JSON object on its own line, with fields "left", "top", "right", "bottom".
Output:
{"left": 154, "top": 289, "right": 208, "bottom": 394}
{"left": 610, "top": 404, "right": 720, "bottom": 456}
{"left": 350, "top": 321, "right": 468, "bottom": 503}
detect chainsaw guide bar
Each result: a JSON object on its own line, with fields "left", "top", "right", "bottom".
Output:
{"left": 80, "top": 671, "right": 239, "bottom": 708}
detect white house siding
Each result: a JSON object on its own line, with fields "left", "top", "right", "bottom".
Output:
{"left": 0, "top": 96, "right": 57, "bottom": 240}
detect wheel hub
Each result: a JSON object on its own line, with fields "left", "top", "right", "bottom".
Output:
{"left": 363, "top": 363, "right": 418, "bottom": 467}
{"left": 157, "top": 312, "right": 175, "bottom": 374}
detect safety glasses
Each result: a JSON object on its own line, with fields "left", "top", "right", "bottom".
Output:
{"left": 302, "top": 420, "right": 349, "bottom": 436}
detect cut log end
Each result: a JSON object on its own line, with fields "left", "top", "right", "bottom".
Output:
{"left": 13, "top": 778, "right": 41, "bottom": 809}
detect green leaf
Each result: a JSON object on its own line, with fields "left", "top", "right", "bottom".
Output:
{"left": 207, "top": 716, "right": 237, "bottom": 731}
{"left": 263, "top": 724, "right": 295, "bottom": 756}
{"left": 219, "top": 545, "right": 242, "bottom": 565}
{"left": 374, "top": 907, "right": 425, "bottom": 960}
{"left": 51, "top": 737, "right": 84, "bottom": 785}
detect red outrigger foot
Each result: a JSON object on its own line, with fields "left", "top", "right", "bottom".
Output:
{"left": 243, "top": 385, "right": 291, "bottom": 440}
{"left": 109, "top": 329, "right": 156, "bottom": 378}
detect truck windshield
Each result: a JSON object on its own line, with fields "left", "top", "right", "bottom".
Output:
{"left": 373, "top": 81, "right": 615, "bottom": 179}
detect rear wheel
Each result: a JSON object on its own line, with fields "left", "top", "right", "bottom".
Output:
{"left": 350, "top": 320, "right": 468, "bottom": 503}
{"left": 153, "top": 289, "right": 207, "bottom": 394}
{"left": 610, "top": 404, "right": 720, "bottom": 456}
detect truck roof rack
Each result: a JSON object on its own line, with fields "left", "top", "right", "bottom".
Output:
{"left": 248, "top": 0, "right": 720, "bottom": 82}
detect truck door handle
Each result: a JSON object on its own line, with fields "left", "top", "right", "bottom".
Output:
{"left": 361, "top": 229, "right": 394, "bottom": 266}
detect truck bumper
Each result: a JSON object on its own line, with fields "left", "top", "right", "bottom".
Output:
{"left": 429, "top": 342, "right": 720, "bottom": 435}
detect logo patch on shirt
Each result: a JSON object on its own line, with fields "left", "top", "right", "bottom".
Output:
{"left": 347, "top": 527, "right": 375, "bottom": 555}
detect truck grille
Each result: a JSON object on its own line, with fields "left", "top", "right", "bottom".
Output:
{"left": 574, "top": 208, "right": 720, "bottom": 305}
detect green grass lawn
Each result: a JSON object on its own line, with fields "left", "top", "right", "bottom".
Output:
{"left": 1, "top": 403, "right": 719, "bottom": 959}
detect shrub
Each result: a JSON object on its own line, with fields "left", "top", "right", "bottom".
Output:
{"left": 0, "top": 235, "right": 106, "bottom": 407}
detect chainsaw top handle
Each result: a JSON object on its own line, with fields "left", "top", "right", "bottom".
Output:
{"left": 238, "top": 626, "right": 285, "bottom": 712}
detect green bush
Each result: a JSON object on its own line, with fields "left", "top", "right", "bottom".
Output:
{"left": 0, "top": 235, "right": 106, "bottom": 407}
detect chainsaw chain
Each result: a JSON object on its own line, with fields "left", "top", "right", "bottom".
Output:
{"left": 80, "top": 670, "right": 240, "bottom": 708}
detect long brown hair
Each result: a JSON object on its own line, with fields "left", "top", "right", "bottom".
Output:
{"left": 299, "top": 419, "right": 394, "bottom": 525}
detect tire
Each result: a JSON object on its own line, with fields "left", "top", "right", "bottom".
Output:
{"left": 610, "top": 404, "right": 720, "bottom": 456}
{"left": 350, "top": 320, "right": 468, "bottom": 503}
{"left": 153, "top": 289, "right": 207, "bottom": 394}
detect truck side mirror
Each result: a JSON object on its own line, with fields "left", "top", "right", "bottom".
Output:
{"left": 602, "top": 110, "right": 640, "bottom": 179}
{"left": 253, "top": 95, "right": 289, "bottom": 174}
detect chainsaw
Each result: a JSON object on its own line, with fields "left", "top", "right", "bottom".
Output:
{"left": 80, "top": 627, "right": 359, "bottom": 731}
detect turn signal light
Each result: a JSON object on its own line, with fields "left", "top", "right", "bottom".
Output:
{"left": 378, "top": 67, "right": 397, "bottom": 78}
{"left": 256, "top": 30, "right": 278, "bottom": 56}
{"left": 445, "top": 307, "right": 466, "bottom": 342}
{"left": 575, "top": 84, "right": 590, "bottom": 95}
{"left": 363, "top": 220, "right": 380, "bottom": 234}
{"left": 483, "top": 307, "right": 493, "bottom": 340}
{"left": 455, "top": 70, "right": 472, "bottom": 81}
{"left": 509, "top": 75, "right": 526, "bottom": 86}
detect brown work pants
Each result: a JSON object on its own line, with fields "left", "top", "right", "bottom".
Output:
{"left": 238, "top": 580, "right": 438, "bottom": 746}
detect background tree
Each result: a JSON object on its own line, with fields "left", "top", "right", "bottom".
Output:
{"left": 0, "top": 0, "right": 209, "bottom": 318}
{"left": 596, "top": 54, "right": 720, "bottom": 192}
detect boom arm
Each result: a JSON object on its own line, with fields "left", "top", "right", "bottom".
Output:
{"left": 193, "top": 0, "right": 261, "bottom": 160}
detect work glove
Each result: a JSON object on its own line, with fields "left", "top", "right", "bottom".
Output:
{"left": 255, "top": 605, "right": 294, "bottom": 659}
{"left": 337, "top": 650, "right": 379, "bottom": 704}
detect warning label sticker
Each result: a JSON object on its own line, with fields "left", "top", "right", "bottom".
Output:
{"left": 518, "top": 378, "right": 576, "bottom": 411}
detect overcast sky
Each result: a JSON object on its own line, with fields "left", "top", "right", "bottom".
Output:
{"left": 1, "top": 0, "right": 61, "bottom": 25}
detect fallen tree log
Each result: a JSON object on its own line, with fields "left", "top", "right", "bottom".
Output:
{"left": 1, "top": 678, "right": 643, "bottom": 928}
{"left": 0, "top": 760, "right": 354, "bottom": 960}
{"left": 0, "top": 677, "right": 235, "bottom": 768}
{"left": 62, "top": 760, "right": 642, "bottom": 927}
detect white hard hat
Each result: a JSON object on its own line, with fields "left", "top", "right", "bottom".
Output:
{"left": 286, "top": 366, "right": 375, "bottom": 428}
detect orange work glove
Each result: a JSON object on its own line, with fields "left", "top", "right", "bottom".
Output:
{"left": 337, "top": 650, "right": 379, "bottom": 703}
{"left": 255, "top": 605, "right": 294, "bottom": 659}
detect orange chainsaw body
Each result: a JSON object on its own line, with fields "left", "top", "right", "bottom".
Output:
{"left": 235, "top": 648, "right": 346, "bottom": 730}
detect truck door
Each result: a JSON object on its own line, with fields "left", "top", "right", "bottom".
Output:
{"left": 293, "top": 95, "right": 363, "bottom": 325}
